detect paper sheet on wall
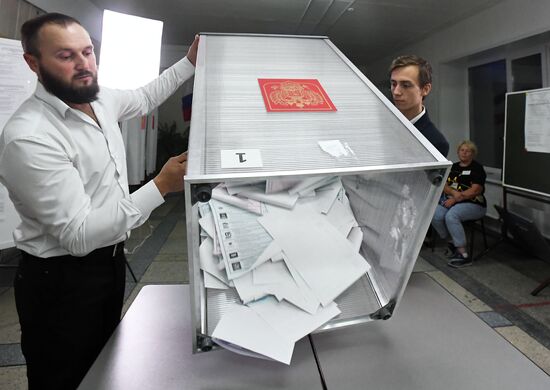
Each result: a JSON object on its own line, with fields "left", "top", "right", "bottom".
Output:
{"left": 0, "top": 38, "right": 34, "bottom": 249}
{"left": 525, "top": 90, "right": 550, "bottom": 153}
{"left": 0, "top": 186, "right": 6, "bottom": 222}
{"left": 0, "top": 38, "right": 37, "bottom": 128}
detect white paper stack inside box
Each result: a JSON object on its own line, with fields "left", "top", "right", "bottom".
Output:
{"left": 184, "top": 33, "right": 451, "bottom": 361}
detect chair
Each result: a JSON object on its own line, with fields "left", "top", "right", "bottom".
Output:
{"left": 430, "top": 217, "right": 490, "bottom": 260}
{"left": 428, "top": 218, "right": 489, "bottom": 261}
{"left": 464, "top": 218, "right": 489, "bottom": 261}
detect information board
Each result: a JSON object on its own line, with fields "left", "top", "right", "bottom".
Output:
{"left": 503, "top": 88, "right": 550, "bottom": 198}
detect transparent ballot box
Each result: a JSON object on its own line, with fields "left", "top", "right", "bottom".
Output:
{"left": 184, "top": 33, "right": 451, "bottom": 359}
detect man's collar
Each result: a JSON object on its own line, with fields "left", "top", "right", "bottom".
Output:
{"left": 34, "top": 81, "right": 71, "bottom": 118}
{"left": 410, "top": 106, "right": 426, "bottom": 124}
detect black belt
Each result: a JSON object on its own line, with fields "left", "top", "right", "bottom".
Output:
{"left": 21, "top": 241, "right": 125, "bottom": 263}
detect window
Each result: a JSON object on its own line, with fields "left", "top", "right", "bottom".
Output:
{"left": 468, "top": 52, "right": 544, "bottom": 170}
{"left": 511, "top": 53, "right": 542, "bottom": 91}
{"left": 468, "top": 60, "right": 507, "bottom": 169}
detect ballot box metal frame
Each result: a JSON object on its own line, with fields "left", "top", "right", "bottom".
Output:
{"left": 184, "top": 33, "right": 451, "bottom": 353}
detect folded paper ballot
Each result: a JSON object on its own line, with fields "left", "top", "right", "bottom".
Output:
{"left": 209, "top": 198, "right": 272, "bottom": 280}
{"left": 211, "top": 185, "right": 263, "bottom": 215}
{"left": 249, "top": 297, "right": 340, "bottom": 343}
{"left": 212, "top": 298, "right": 341, "bottom": 364}
{"left": 259, "top": 203, "right": 370, "bottom": 306}
{"left": 238, "top": 185, "right": 299, "bottom": 209}
{"left": 212, "top": 304, "right": 295, "bottom": 364}
{"left": 203, "top": 272, "right": 229, "bottom": 290}
{"left": 200, "top": 177, "right": 369, "bottom": 363}
{"left": 199, "top": 238, "right": 230, "bottom": 287}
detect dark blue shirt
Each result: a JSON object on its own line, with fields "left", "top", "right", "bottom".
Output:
{"left": 414, "top": 111, "right": 449, "bottom": 158}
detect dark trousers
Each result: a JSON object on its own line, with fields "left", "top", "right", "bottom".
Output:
{"left": 14, "top": 243, "right": 126, "bottom": 390}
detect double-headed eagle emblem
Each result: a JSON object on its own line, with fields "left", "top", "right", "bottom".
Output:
{"left": 268, "top": 81, "right": 325, "bottom": 108}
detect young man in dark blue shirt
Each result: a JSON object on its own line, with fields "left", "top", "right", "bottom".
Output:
{"left": 389, "top": 55, "right": 449, "bottom": 157}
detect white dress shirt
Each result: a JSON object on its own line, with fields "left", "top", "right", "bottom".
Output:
{"left": 0, "top": 57, "right": 195, "bottom": 257}
{"left": 410, "top": 106, "right": 426, "bottom": 125}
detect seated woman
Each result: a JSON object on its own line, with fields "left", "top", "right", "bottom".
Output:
{"left": 432, "top": 140, "right": 487, "bottom": 268}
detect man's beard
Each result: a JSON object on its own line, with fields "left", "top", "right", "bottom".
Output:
{"left": 39, "top": 64, "right": 99, "bottom": 104}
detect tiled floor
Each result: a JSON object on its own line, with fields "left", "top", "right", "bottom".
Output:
{"left": 1, "top": 195, "right": 549, "bottom": 388}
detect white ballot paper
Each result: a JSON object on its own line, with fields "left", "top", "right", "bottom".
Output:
{"left": 252, "top": 259, "right": 320, "bottom": 314}
{"left": 347, "top": 226, "right": 364, "bottom": 253}
{"left": 212, "top": 297, "right": 340, "bottom": 364}
{"left": 209, "top": 199, "right": 272, "bottom": 280}
{"left": 199, "top": 215, "right": 216, "bottom": 239}
{"left": 314, "top": 177, "right": 343, "bottom": 214}
{"left": 259, "top": 203, "right": 370, "bottom": 306}
{"left": 199, "top": 214, "right": 221, "bottom": 255}
{"left": 324, "top": 186, "right": 358, "bottom": 238}
{"left": 232, "top": 271, "right": 272, "bottom": 303}
{"left": 281, "top": 254, "right": 321, "bottom": 314}
{"left": 253, "top": 259, "right": 289, "bottom": 285}
{"left": 238, "top": 185, "right": 299, "bottom": 209}
{"left": 212, "top": 339, "right": 277, "bottom": 362}
{"left": 249, "top": 240, "right": 283, "bottom": 270}
{"left": 199, "top": 238, "right": 230, "bottom": 286}
{"left": 212, "top": 304, "right": 295, "bottom": 364}
{"left": 265, "top": 178, "right": 302, "bottom": 194}
{"left": 225, "top": 180, "right": 266, "bottom": 195}
{"left": 203, "top": 272, "right": 229, "bottom": 289}
{"left": 249, "top": 297, "right": 340, "bottom": 343}
{"left": 211, "top": 185, "right": 263, "bottom": 215}
{"left": 287, "top": 176, "right": 335, "bottom": 195}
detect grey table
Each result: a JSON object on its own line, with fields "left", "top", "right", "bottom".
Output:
{"left": 78, "top": 284, "right": 324, "bottom": 390}
{"left": 79, "top": 274, "right": 550, "bottom": 389}
{"left": 312, "top": 273, "right": 550, "bottom": 390}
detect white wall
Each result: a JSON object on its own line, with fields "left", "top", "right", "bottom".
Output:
{"left": 159, "top": 44, "right": 194, "bottom": 140}
{"left": 363, "top": 0, "right": 550, "bottom": 232}
{"left": 26, "top": 0, "right": 102, "bottom": 41}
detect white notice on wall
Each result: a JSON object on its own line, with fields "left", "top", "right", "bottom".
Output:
{"left": 221, "top": 149, "right": 263, "bottom": 168}
{"left": 0, "top": 38, "right": 37, "bottom": 129}
{"left": 525, "top": 90, "right": 550, "bottom": 153}
{"left": 0, "top": 185, "right": 6, "bottom": 222}
{"left": 0, "top": 38, "right": 33, "bottom": 249}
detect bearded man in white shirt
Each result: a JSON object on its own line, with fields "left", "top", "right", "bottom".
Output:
{"left": 0, "top": 13, "right": 198, "bottom": 389}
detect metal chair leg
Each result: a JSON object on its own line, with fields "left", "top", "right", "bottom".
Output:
{"left": 467, "top": 218, "right": 489, "bottom": 261}
{"left": 531, "top": 277, "right": 550, "bottom": 296}
{"left": 125, "top": 259, "right": 138, "bottom": 282}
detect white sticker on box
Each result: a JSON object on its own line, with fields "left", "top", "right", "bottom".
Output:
{"left": 221, "top": 149, "right": 263, "bottom": 168}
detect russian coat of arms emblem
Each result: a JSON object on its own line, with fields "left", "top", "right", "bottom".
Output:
{"left": 258, "top": 79, "right": 337, "bottom": 112}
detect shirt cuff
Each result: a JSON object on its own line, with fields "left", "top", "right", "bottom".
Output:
{"left": 130, "top": 180, "right": 165, "bottom": 218}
